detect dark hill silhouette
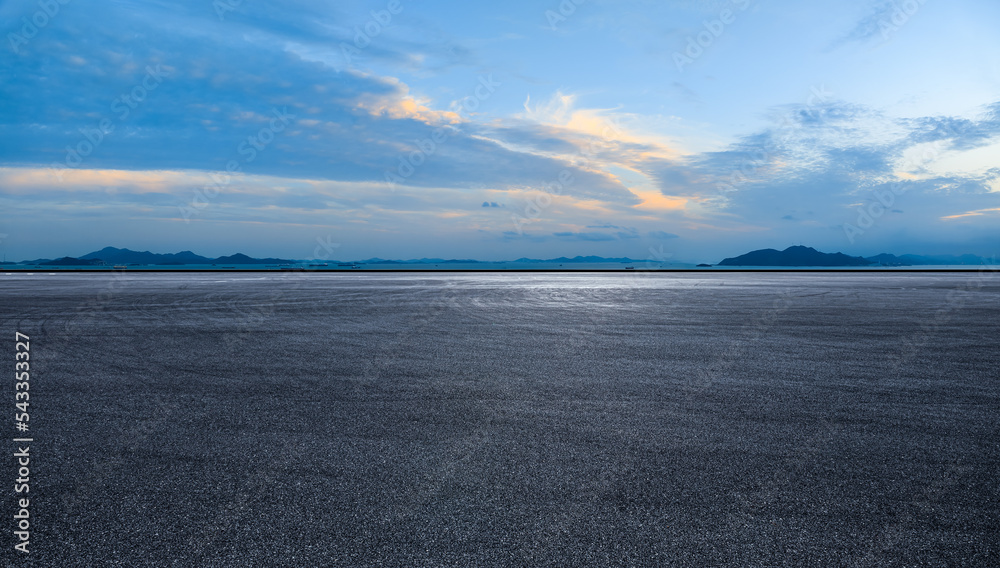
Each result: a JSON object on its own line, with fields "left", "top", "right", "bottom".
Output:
{"left": 865, "top": 253, "right": 911, "bottom": 266}
{"left": 80, "top": 247, "right": 212, "bottom": 265}
{"left": 16, "top": 246, "right": 995, "bottom": 267}
{"left": 71, "top": 247, "right": 296, "bottom": 265}
{"left": 41, "top": 257, "right": 106, "bottom": 266}
{"left": 719, "top": 246, "right": 871, "bottom": 267}
{"left": 513, "top": 256, "right": 637, "bottom": 263}
{"left": 212, "top": 253, "right": 297, "bottom": 265}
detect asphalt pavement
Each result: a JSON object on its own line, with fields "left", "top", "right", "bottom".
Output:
{"left": 2, "top": 272, "right": 998, "bottom": 566}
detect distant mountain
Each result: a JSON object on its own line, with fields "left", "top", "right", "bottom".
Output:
{"left": 720, "top": 247, "right": 997, "bottom": 267}
{"left": 14, "top": 247, "right": 673, "bottom": 266}
{"left": 718, "top": 246, "right": 870, "bottom": 267}
{"left": 898, "top": 253, "right": 991, "bottom": 266}
{"left": 356, "top": 258, "right": 400, "bottom": 264}
{"left": 866, "top": 253, "right": 995, "bottom": 266}
{"left": 70, "top": 248, "right": 296, "bottom": 265}
{"left": 212, "top": 253, "right": 296, "bottom": 265}
{"left": 80, "top": 247, "right": 212, "bottom": 265}
{"left": 355, "top": 256, "right": 639, "bottom": 264}
{"left": 17, "top": 246, "right": 994, "bottom": 268}
{"left": 40, "top": 257, "right": 106, "bottom": 266}
{"left": 865, "top": 253, "right": 911, "bottom": 266}
{"left": 513, "top": 256, "right": 638, "bottom": 263}
{"left": 355, "top": 258, "right": 482, "bottom": 264}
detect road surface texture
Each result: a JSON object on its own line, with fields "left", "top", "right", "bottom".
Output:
{"left": 1, "top": 272, "right": 998, "bottom": 567}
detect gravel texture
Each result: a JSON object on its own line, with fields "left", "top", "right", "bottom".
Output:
{"left": 1, "top": 272, "right": 999, "bottom": 567}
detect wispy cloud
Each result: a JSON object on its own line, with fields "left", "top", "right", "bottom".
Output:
{"left": 2, "top": 0, "right": 998, "bottom": 260}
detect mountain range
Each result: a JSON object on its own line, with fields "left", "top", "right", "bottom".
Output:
{"left": 19, "top": 247, "right": 299, "bottom": 266}
{"left": 15, "top": 248, "right": 654, "bottom": 266}
{"left": 718, "top": 246, "right": 869, "bottom": 267}
{"left": 717, "top": 246, "right": 996, "bottom": 267}
{"left": 9, "top": 246, "right": 997, "bottom": 267}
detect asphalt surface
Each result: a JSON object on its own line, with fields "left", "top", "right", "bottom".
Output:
{"left": 2, "top": 272, "right": 999, "bottom": 567}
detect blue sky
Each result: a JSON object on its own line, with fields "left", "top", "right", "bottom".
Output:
{"left": 1, "top": 0, "right": 998, "bottom": 262}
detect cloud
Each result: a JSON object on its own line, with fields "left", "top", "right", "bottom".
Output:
{"left": 941, "top": 207, "right": 1000, "bottom": 220}
{"left": 0, "top": 0, "right": 641, "bottom": 205}
{"left": 830, "top": 1, "right": 904, "bottom": 48}
{"left": 648, "top": 230, "right": 679, "bottom": 239}
{"left": 552, "top": 231, "right": 618, "bottom": 241}
{"left": 499, "top": 231, "right": 548, "bottom": 243}
{"left": 608, "top": 93, "right": 1000, "bottom": 256}
{"left": 3, "top": 0, "right": 998, "bottom": 261}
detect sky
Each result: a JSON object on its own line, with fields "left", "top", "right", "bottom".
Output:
{"left": 1, "top": 0, "right": 998, "bottom": 263}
